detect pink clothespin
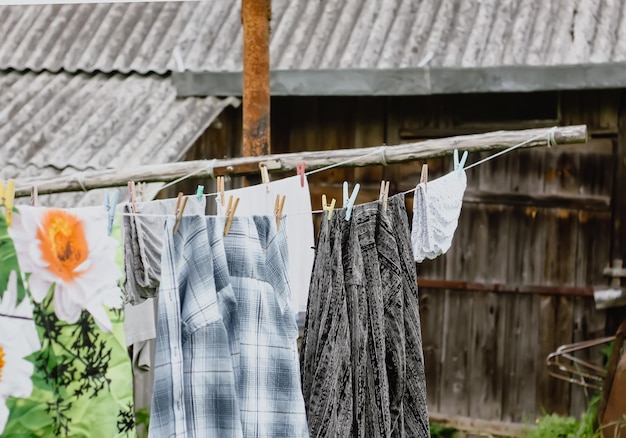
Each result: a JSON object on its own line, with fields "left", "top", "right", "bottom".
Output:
{"left": 296, "top": 162, "right": 306, "bottom": 187}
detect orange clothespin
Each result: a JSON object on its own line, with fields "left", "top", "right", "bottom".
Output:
{"left": 296, "top": 162, "right": 306, "bottom": 187}
{"left": 321, "top": 194, "right": 336, "bottom": 221}
{"left": 172, "top": 192, "right": 188, "bottom": 235}
{"left": 128, "top": 181, "right": 139, "bottom": 212}
{"left": 274, "top": 194, "right": 286, "bottom": 230}
{"left": 31, "top": 185, "right": 39, "bottom": 206}
{"left": 217, "top": 176, "right": 225, "bottom": 206}
{"left": 0, "top": 179, "right": 15, "bottom": 226}
{"left": 224, "top": 195, "right": 240, "bottom": 235}
{"left": 259, "top": 162, "right": 270, "bottom": 193}
{"left": 379, "top": 180, "right": 390, "bottom": 212}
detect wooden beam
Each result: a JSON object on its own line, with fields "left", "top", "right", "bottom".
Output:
{"left": 13, "top": 125, "right": 587, "bottom": 197}
{"left": 429, "top": 412, "right": 530, "bottom": 437}
{"left": 461, "top": 190, "right": 610, "bottom": 211}
{"left": 418, "top": 278, "right": 594, "bottom": 297}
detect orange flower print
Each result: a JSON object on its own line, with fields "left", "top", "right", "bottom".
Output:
{"left": 9, "top": 206, "right": 123, "bottom": 332}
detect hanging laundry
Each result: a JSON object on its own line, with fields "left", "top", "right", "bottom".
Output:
{"left": 150, "top": 215, "right": 242, "bottom": 437}
{"left": 122, "top": 197, "right": 206, "bottom": 304}
{"left": 411, "top": 168, "right": 467, "bottom": 262}
{"left": 1, "top": 206, "right": 135, "bottom": 437}
{"left": 301, "top": 196, "right": 430, "bottom": 438}
{"left": 216, "top": 175, "right": 315, "bottom": 315}
{"left": 123, "top": 297, "right": 157, "bottom": 429}
{"left": 150, "top": 214, "right": 308, "bottom": 437}
{"left": 388, "top": 194, "right": 430, "bottom": 437}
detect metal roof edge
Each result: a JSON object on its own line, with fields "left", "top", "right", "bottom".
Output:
{"left": 172, "top": 64, "right": 626, "bottom": 97}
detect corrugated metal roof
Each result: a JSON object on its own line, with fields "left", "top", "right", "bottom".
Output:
{"left": 0, "top": 71, "right": 234, "bottom": 206}
{"left": 0, "top": 0, "right": 622, "bottom": 75}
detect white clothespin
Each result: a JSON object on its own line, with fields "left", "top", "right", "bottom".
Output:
{"left": 104, "top": 189, "right": 119, "bottom": 236}
{"left": 217, "top": 176, "right": 225, "bottom": 206}
{"left": 343, "top": 181, "right": 360, "bottom": 221}
{"left": 259, "top": 163, "right": 271, "bottom": 192}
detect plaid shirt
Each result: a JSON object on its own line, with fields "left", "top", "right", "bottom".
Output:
{"left": 218, "top": 216, "right": 309, "bottom": 437}
{"left": 150, "top": 215, "right": 308, "bottom": 437}
{"left": 150, "top": 216, "right": 243, "bottom": 437}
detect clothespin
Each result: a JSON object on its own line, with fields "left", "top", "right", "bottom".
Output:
{"left": 196, "top": 185, "right": 204, "bottom": 203}
{"left": 342, "top": 181, "right": 360, "bottom": 221}
{"left": 274, "top": 194, "right": 286, "bottom": 230}
{"left": 296, "top": 162, "right": 306, "bottom": 187}
{"left": 31, "top": 185, "right": 39, "bottom": 206}
{"left": 321, "top": 194, "right": 336, "bottom": 221}
{"left": 172, "top": 192, "right": 188, "bottom": 235}
{"left": 420, "top": 163, "right": 429, "bottom": 187}
{"left": 217, "top": 176, "right": 225, "bottom": 206}
{"left": 136, "top": 182, "right": 147, "bottom": 202}
{"left": 379, "top": 180, "right": 390, "bottom": 212}
{"left": 103, "top": 189, "right": 119, "bottom": 236}
{"left": 259, "top": 162, "right": 271, "bottom": 193}
{"left": 128, "top": 181, "right": 139, "bottom": 212}
{"left": 0, "top": 179, "right": 15, "bottom": 227}
{"left": 224, "top": 195, "right": 240, "bottom": 235}
{"left": 453, "top": 149, "right": 468, "bottom": 173}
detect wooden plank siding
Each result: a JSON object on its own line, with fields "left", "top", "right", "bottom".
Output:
{"left": 178, "top": 90, "right": 620, "bottom": 425}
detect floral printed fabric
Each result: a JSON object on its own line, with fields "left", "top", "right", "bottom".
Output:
{"left": 0, "top": 205, "right": 135, "bottom": 437}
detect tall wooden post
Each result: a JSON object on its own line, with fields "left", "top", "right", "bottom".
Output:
{"left": 242, "top": 0, "right": 271, "bottom": 157}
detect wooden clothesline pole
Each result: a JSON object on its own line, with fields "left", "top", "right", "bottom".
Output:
{"left": 13, "top": 125, "right": 587, "bottom": 198}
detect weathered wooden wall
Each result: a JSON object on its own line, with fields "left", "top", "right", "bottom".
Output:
{"left": 184, "top": 90, "right": 623, "bottom": 424}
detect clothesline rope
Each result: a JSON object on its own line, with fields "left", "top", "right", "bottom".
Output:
{"left": 401, "top": 127, "right": 555, "bottom": 196}
{"left": 111, "top": 126, "right": 557, "bottom": 218}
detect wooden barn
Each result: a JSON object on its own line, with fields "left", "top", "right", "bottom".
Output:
{"left": 2, "top": 0, "right": 625, "bottom": 434}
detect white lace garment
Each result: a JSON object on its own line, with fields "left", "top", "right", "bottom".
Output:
{"left": 411, "top": 168, "right": 467, "bottom": 262}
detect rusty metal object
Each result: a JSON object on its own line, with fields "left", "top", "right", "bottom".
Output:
{"left": 546, "top": 336, "right": 615, "bottom": 390}
{"left": 602, "top": 353, "right": 626, "bottom": 437}
{"left": 596, "top": 320, "right": 626, "bottom": 433}
{"left": 242, "top": 0, "right": 271, "bottom": 157}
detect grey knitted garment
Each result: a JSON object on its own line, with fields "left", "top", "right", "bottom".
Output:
{"left": 301, "top": 195, "right": 430, "bottom": 437}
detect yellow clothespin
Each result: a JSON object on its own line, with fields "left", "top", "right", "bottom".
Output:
{"left": 259, "top": 162, "right": 270, "bottom": 193}
{"left": 173, "top": 192, "right": 188, "bottom": 235}
{"left": 321, "top": 194, "right": 336, "bottom": 220}
{"left": 378, "top": 180, "right": 390, "bottom": 212}
{"left": 274, "top": 194, "right": 286, "bottom": 230}
{"left": 224, "top": 195, "right": 240, "bottom": 235}
{"left": 217, "top": 176, "right": 225, "bottom": 206}
{"left": 0, "top": 179, "right": 16, "bottom": 227}
{"left": 31, "top": 185, "right": 39, "bottom": 206}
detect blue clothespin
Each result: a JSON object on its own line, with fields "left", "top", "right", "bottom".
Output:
{"left": 103, "top": 189, "right": 119, "bottom": 236}
{"left": 343, "top": 181, "right": 360, "bottom": 221}
{"left": 453, "top": 149, "right": 468, "bottom": 172}
{"left": 196, "top": 185, "right": 204, "bottom": 202}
